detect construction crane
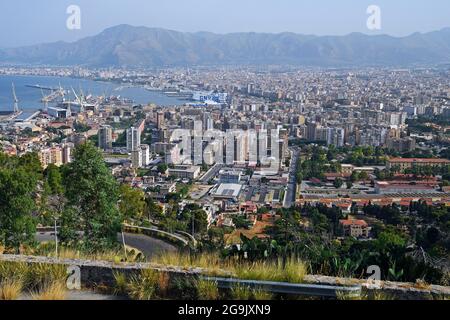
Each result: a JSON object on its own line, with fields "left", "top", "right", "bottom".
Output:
{"left": 58, "top": 83, "right": 66, "bottom": 101}
{"left": 12, "top": 82, "right": 19, "bottom": 113}
{"left": 71, "top": 87, "right": 85, "bottom": 112}
{"left": 41, "top": 89, "right": 49, "bottom": 113}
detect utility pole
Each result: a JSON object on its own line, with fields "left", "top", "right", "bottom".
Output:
{"left": 121, "top": 228, "right": 127, "bottom": 260}
{"left": 54, "top": 218, "right": 58, "bottom": 257}
{"left": 191, "top": 213, "right": 195, "bottom": 237}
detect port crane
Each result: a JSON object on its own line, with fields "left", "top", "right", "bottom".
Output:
{"left": 71, "top": 87, "right": 85, "bottom": 113}
{"left": 40, "top": 89, "right": 49, "bottom": 113}
{"left": 12, "top": 83, "right": 20, "bottom": 113}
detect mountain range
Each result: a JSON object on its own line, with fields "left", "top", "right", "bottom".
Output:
{"left": 1, "top": 24, "right": 450, "bottom": 67}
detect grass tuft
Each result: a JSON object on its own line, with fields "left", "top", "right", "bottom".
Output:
{"left": 231, "top": 284, "right": 253, "bottom": 300}
{"left": 196, "top": 280, "right": 220, "bottom": 300}
{"left": 0, "top": 280, "right": 23, "bottom": 300}
{"left": 126, "top": 269, "right": 170, "bottom": 300}
{"left": 31, "top": 281, "right": 67, "bottom": 300}
{"left": 252, "top": 287, "right": 274, "bottom": 300}
{"left": 112, "top": 271, "right": 128, "bottom": 296}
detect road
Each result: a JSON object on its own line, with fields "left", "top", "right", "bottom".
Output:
{"left": 118, "top": 233, "right": 177, "bottom": 260}
{"left": 36, "top": 231, "right": 177, "bottom": 261}
{"left": 284, "top": 148, "right": 300, "bottom": 208}
{"left": 200, "top": 163, "right": 224, "bottom": 183}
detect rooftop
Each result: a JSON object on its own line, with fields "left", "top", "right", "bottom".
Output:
{"left": 214, "top": 183, "right": 243, "bottom": 199}
{"left": 388, "top": 158, "right": 450, "bottom": 164}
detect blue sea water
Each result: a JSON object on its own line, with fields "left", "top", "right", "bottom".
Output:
{"left": 0, "top": 75, "right": 184, "bottom": 111}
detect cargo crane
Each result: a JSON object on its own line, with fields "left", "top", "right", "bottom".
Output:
{"left": 41, "top": 89, "right": 49, "bottom": 113}
{"left": 71, "top": 87, "right": 85, "bottom": 113}
{"left": 12, "top": 83, "right": 20, "bottom": 114}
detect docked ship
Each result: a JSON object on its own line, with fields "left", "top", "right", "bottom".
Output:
{"left": 26, "top": 84, "right": 58, "bottom": 91}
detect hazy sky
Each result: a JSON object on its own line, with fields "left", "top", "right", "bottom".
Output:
{"left": 0, "top": 0, "right": 449, "bottom": 47}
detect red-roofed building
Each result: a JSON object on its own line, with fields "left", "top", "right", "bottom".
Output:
{"left": 339, "top": 219, "right": 370, "bottom": 238}
{"left": 240, "top": 201, "right": 258, "bottom": 215}
{"left": 387, "top": 158, "right": 450, "bottom": 171}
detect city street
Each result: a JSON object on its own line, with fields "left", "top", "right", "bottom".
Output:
{"left": 284, "top": 148, "right": 300, "bottom": 208}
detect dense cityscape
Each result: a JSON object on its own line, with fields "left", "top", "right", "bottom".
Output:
{"left": 0, "top": 64, "right": 449, "bottom": 301}
{"left": 0, "top": 0, "right": 449, "bottom": 306}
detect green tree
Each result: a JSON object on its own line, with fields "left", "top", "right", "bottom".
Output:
{"left": 0, "top": 166, "right": 37, "bottom": 251}
{"left": 157, "top": 163, "right": 168, "bottom": 174}
{"left": 63, "top": 142, "right": 122, "bottom": 250}
{"left": 186, "top": 209, "right": 208, "bottom": 235}
{"left": 38, "top": 164, "right": 67, "bottom": 226}
{"left": 181, "top": 204, "right": 208, "bottom": 235}
{"left": 333, "top": 178, "right": 344, "bottom": 189}
{"left": 119, "top": 184, "right": 146, "bottom": 220}
{"left": 45, "top": 164, "right": 64, "bottom": 195}
{"left": 144, "top": 196, "right": 163, "bottom": 220}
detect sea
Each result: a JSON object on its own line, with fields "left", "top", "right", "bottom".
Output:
{"left": 0, "top": 75, "right": 185, "bottom": 112}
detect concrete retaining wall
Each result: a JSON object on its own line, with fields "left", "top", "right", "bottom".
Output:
{"left": 1, "top": 254, "right": 449, "bottom": 300}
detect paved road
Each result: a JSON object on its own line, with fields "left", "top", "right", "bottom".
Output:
{"left": 284, "top": 148, "right": 300, "bottom": 208}
{"left": 119, "top": 233, "right": 177, "bottom": 260}
{"left": 36, "top": 231, "right": 178, "bottom": 261}
{"left": 200, "top": 164, "right": 225, "bottom": 183}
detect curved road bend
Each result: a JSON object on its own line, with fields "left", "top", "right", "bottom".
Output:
{"left": 118, "top": 233, "right": 178, "bottom": 260}
{"left": 36, "top": 231, "right": 178, "bottom": 261}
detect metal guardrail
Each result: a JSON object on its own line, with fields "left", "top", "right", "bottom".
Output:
{"left": 175, "top": 230, "right": 198, "bottom": 247}
{"left": 123, "top": 224, "right": 190, "bottom": 246}
{"left": 200, "top": 276, "right": 362, "bottom": 298}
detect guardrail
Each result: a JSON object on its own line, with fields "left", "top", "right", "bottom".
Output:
{"left": 123, "top": 224, "right": 190, "bottom": 247}
{"left": 201, "top": 276, "right": 362, "bottom": 298}
{"left": 174, "top": 230, "right": 198, "bottom": 247}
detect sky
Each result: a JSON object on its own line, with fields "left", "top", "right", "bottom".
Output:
{"left": 0, "top": 0, "right": 449, "bottom": 47}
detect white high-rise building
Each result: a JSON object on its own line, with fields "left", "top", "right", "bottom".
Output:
{"left": 203, "top": 112, "right": 214, "bottom": 131}
{"left": 141, "top": 144, "right": 150, "bottom": 166}
{"left": 127, "top": 127, "right": 141, "bottom": 152}
{"left": 98, "top": 125, "right": 113, "bottom": 151}
{"left": 131, "top": 149, "right": 143, "bottom": 168}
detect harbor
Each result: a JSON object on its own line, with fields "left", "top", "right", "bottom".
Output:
{"left": 0, "top": 75, "right": 187, "bottom": 113}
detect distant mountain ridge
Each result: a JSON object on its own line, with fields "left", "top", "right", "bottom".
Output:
{"left": 1, "top": 24, "right": 450, "bottom": 67}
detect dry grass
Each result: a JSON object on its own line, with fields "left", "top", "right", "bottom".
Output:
{"left": 234, "top": 258, "right": 307, "bottom": 283}
{"left": 231, "top": 284, "right": 253, "bottom": 300}
{"left": 126, "top": 269, "right": 170, "bottom": 300}
{"left": 370, "top": 291, "right": 395, "bottom": 300}
{"left": 151, "top": 252, "right": 230, "bottom": 277}
{"left": 0, "top": 261, "right": 67, "bottom": 293}
{"left": 252, "top": 288, "right": 273, "bottom": 300}
{"left": 127, "top": 275, "right": 157, "bottom": 300}
{"left": 197, "top": 280, "right": 220, "bottom": 300}
{"left": 31, "top": 281, "right": 67, "bottom": 300}
{"left": 112, "top": 272, "right": 128, "bottom": 296}
{"left": 224, "top": 221, "right": 273, "bottom": 245}
{"left": 45, "top": 247, "right": 125, "bottom": 262}
{"left": 413, "top": 279, "right": 432, "bottom": 290}
{"left": 151, "top": 252, "right": 307, "bottom": 284}
{"left": 0, "top": 280, "right": 23, "bottom": 300}
{"left": 337, "top": 290, "right": 395, "bottom": 301}
{"left": 33, "top": 243, "right": 143, "bottom": 263}
{"left": 0, "top": 261, "right": 28, "bottom": 282}
{"left": 24, "top": 263, "right": 67, "bottom": 291}
{"left": 336, "top": 290, "right": 364, "bottom": 300}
